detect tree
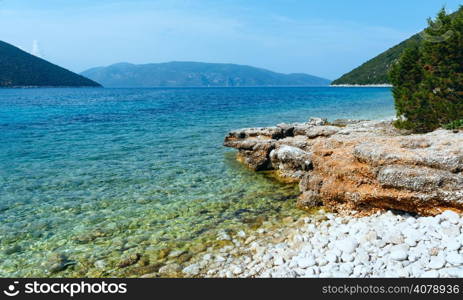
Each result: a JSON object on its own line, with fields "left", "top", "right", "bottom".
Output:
{"left": 390, "top": 7, "right": 463, "bottom": 132}
{"left": 389, "top": 46, "right": 425, "bottom": 131}
{"left": 421, "top": 8, "right": 463, "bottom": 127}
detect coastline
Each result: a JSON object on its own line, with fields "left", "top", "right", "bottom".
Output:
{"left": 330, "top": 84, "right": 392, "bottom": 88}
{"left": 178, "top": 116, "right": 463, "bottom": 278}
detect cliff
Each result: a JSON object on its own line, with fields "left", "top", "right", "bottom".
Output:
{"left": 224, "top": 118, "right": 463, "bottom": 216}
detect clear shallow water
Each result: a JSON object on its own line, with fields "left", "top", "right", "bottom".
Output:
{"left": 0, "top": 87, "right": 394, "bottom": 277}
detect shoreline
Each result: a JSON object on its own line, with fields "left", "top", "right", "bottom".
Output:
{"left": 330, "top": 84, "right": 392, "bottom": 87}
{"left": 193, "top": 116, "right": 463, "bottom": 278}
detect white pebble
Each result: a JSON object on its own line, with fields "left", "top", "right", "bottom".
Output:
{"left": 445, "top": 240, "right": 461, "bottom": 251}
{"left": 274, "top": 256, "right": 284, "bottom": 266}
{"left": 336, "top": 237, "right": 358, "bottom": 254}
{"left": 441, "top": 210, "right": 460, "bottom": 224}
{"left": 232, "top": 266, "right": 243, "bottom": 275}
{"left": 428, "top": 256, "right": 446, "bottom": 269}
{"left": 421, "top": 270, "right": 439, "bottom": 278}
{"left": 182, "top": 264, "right": 200, "bottom": 276}
{"left": 297, "top": 256, "right": 316, "bottom": 269}
{"left": 201, "top": 211, "right": 463, "bottom": 278}
{"left": 446, "top": 252, "right": 463, "bottom": 266}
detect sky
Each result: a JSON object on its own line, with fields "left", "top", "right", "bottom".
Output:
{"left": 0, "top": 0, "right": 461, "bottom": 79}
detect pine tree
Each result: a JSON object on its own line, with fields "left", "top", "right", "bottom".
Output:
{"left": 390, "top": 7, "right": 463, "bottom": 132}
{"left": 389, "top": 45, "right": 425, "bottom": 131}
{"left": 420, "top": 7, "right": 463, "bottom": 128}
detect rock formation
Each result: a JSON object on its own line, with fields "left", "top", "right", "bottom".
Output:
{"left": 224, "top": 118, "right": 463, "bottom": 215}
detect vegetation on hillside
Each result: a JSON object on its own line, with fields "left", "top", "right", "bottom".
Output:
{"left": 0, "top": 40, "right": 101, "bottom": 87}
{"left": 81, "top": 62, "right": 331, "bottom": 88}
{"left": 390, "top": 7, "right": 463, "bottom": 132}
{"left": 332, "top": 35, "right": 422, "bottom": 85}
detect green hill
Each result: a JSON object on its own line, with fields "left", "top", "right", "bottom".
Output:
{"left": 332, "top": 34, "right": 422, "bottom": 85}
{"left": 332, "top": 8, "right": 461, "bottom": 85}
{"left": 0, "top": 40, "right": 101, "bottom": 87}
{"left": 81, "top": 62, "right": 331, "bottom": 87}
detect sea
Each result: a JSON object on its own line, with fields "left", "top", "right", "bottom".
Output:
{"left": 0, "top": 87, "right": 394, "bottom": 277}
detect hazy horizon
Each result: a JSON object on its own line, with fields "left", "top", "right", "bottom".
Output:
{"left": 1, "top": 0, "right": 462, "bottom": 79}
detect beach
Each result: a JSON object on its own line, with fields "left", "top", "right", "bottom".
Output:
{"left": 197, "top": 116, "right": 463, "bottom": 278}
{"left": 174, "top": 210, "right": 463, "bottom": 278}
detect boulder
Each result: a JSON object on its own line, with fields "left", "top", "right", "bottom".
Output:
{"left": 270, "top": 146, "right": 312, "bottom": 179}
{"left": 308, "top": 117, "right": 328, "bottom": 126}
{"left": 236, "top": 141, "right": 275, "bottom": 171}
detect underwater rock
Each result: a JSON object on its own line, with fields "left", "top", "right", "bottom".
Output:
{"left": 72, "top": 229, "right": 109, "bottom": 244}
{"left": 157, "top": 248, "right": 171, "bottom": 260}
{"left": 4, "top": 245, "right": 22, "bottom": 255}
{"left": 43, "top": 253, "right": 77, "bottom": 274}
{"left": 224, "top": 119, "right": 463, "bottom": 215}
{"left": 94, "top": 260, "right": 107, "bottom": 269}
{"left": 168, "top": 250, "right": 186, "bottom": 258}
{"left": 117, "top": 253, "right": 141, "bottom": 268}
{"left": 158, "top": 263, "right": 182, "bottom": 277}
{"left": 298, "top": 191, "right": 323, "bottom": 209}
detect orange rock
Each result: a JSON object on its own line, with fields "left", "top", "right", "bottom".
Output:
{"left": 224, "top": 119, "right": 463, "bottom": 216}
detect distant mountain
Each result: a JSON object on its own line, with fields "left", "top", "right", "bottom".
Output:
{"left": 332, "top": 8, "right": 461, "bottom": 85}
{"left": 81, "top": 62, "right": 331, "bottom": 87}
{"left": 0, "top": 40, "right": 100, "bottom": 88}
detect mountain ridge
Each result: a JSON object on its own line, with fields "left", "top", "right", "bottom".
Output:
{"left": 81, "top": 61, "right": 331, "bottom": 87}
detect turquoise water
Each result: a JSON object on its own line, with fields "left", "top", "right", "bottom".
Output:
{"left": 0, "top": 87, "right": 394, "bottom": 277}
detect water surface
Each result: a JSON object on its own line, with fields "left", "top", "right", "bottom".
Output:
{"left": 0, "top": 87, "right": 394, "bottom": 277}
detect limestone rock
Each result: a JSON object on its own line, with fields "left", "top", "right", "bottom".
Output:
{"left": 270, "top": 146, "right": 312, "bottom": 179}
{"left": 224, "top": 118, "right": 463, "bottom": 215}
{"left": 308, "top": 117, "right": 328, "bottom": 126}
{"left": 304, "top": 126, "right": 340, "bottom": 139}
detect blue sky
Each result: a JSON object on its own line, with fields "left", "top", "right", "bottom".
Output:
{"left": 0, "top": 0, "right": 461, "bottom": 79}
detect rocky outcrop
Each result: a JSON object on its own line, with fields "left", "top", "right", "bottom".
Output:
{"left": 224, "top": 118, "right": 463, "bottom": 215}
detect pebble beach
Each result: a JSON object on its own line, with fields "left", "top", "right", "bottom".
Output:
{"left": 177, "top": 210, "right": 463, "bottom": 278}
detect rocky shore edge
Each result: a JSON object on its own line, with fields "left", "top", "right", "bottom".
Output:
{"left": 161, "top": 117, "right": 463, "bottom": 278}
{"left": 223, "top": 117, "right": 463, "bottom": 216}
